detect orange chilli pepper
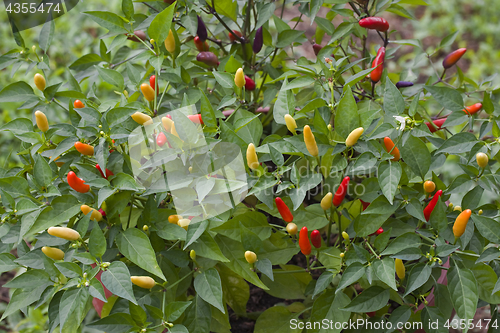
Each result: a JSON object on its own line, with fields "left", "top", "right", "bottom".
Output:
{"left": 383, "top": 137, "right": 400, "bottom": 161}
{"left": 75, "top": 142, "right": 94, "bottom": 156}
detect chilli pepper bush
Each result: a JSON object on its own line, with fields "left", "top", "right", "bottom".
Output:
{"left": 1, "top": 0, "right": 500, "bottom": 332}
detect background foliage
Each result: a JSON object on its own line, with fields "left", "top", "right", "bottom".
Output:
{"left": 0, "top": 0, "right": 500, "bottom": 332}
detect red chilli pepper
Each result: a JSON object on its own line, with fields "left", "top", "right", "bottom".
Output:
{"left": 423, "top": 190, "right": 443, "bottom": 221}
{"left": 299, "top": 227, "right": 312, "bottom": 256}
{"left": 442, "top": 48, "right": 466, "bottom": 69}
{"left": 67, "top": 171, "right": 90, "bottom": 193}
{"left": 426, "top": 118, "right": 447, "bottom": 133}
{"left": 188, "top": 114, "right": 204, "bottom": 125}
{"left": 360, "top": 199, "right": 370, "bottom": 211}
{"left": 275, "top": 197, "right": 293, "bottom": 223}
{"left": 310, "top": 230, "right": 321, "bottom": 249}
{"left": 359, "top": 17, "right": 389, "bottom": 32}
{"left": 149, "top": 75, "right": 156, "bottom": 91}
{"left": 96, "top": 164, "right": 114, "bottom": 180}
{"left": 332, "top": 177, "right": 350, "bottom": 207}
{"left": 244, "top": 76, "right": 256, "bottom": 91}
{"left": 370, "top": 47, "right": 385, "bottom": 83}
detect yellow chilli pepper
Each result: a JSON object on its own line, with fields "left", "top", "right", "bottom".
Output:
{"left": 168, "top": 215, "right": 182, "bottom": 224}
{"left": 286, "top": 222, "right": 298, "bottom": 235}
{"left": 140, "top": 83, "right": 156, "bottom": 102}
{"left": 345, "top": 127, "right": 364, "bottom": 147}
{"left": 80, "top": 205, "right": 103, "bottom": 222}
{"left": 131, "top": 111, "right": 153, "bottom": 125}
{"left": 395, "top": 258, "right": 405, "bottom": 280}
{"left": 34, "top": 111, "right": 49, "bottom": 132}
{"left": 245, "top": 251, "right": 257, "bottom": 264}
{"left": 453, "top": 209, "right": 472, "bottom": 238}
{"left": 190, "top": 250, "right": 196, "bottom": 260}
{"left": 320, "top": 192, "right": 333, "bottom": 210}
{"left": 131, "top": 276, "right": 156, "bottom": 289}
{"left": 47, "top": 227, "right": 80, "bottom": 241}
{"left": 235, "top": 68, "right": 245, "bottom": 88}
{"left": 476, "top": 152, "right": 489, "bottom": 168}
{"left": 284, "top": 114, "right": 297, "bottom": 135}
{"left": 42, "top": 246, "right": 65, "bottom": 260}
{"left": 246, "top": 143, "right": 259, "bottom": 170}
{"left": 162, "top": 116, "right": 173, "bottom": 132}
{"left": 178, "top": 218, "right": 190, "bottom": 230}
{"left": 303, "top": 125, "right": 318, "bottom": 157}
{"left": 164, "top": 30, "right": 176, "bottom": 53}
{"left": 34, "top": 73, "right": 46, "bottom": 91}
{"left": 171, "top": 122, "right": 179, "bottom": 138}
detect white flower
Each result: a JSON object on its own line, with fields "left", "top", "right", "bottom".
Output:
{"left": 393, "top": 116, "right": 409, "bottom": 131}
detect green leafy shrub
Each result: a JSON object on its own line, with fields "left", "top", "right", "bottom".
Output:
{"left": 0, "top": 0, "right": 500, "bottom": 332}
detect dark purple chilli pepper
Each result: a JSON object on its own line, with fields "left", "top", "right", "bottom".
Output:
{"left": 253, "top": 27, "right": 263, "bottom": 53}
{"left": 197, "top": 16, "right": 207, "bottom": 42}
{"left": 196, "top": 52, "right": 219, "bottom": 67}
{"left": 396, "top": 81, "right": 414, "bottom": 89}
{"left": 354, "top": 95, "right": 360, "bottom": 103}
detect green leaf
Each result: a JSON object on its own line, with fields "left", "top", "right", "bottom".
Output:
{"left": 213, "top": 71, "right": 234, "bottom": 89}
{"left": 116, "top": 228, "right": 166, "bottom": 280}
{"left": 276, "top": 30, "right": 307, "bottom": 48}
{"left": 447, "top": 264, "right": 478, "bottom": 323}
{"left": 69, "top": 53, "right": 103, "bottom": 71}
{"left": 34, "top": 154, "right": 53, "bottom": 188}
{"left": 97, "top": 67, "right": 124, "bottom": 90}
{"left": 88, "top": 313, "right": 137, "bottom": 333}
{"left": 471, "top": 263, "right": 500, "bottom": 304}
{"left": 429, "top": 197, "right": 447, "bottom": 232}
{"left": 194, "top": 268, "right": 225, "bottom": 313}
{"left": 39, "top": 19, "right": 55, "bottom": 51}
{"left": 28, "top": 195, "right": 81, "bottom": 236}
{"left": 312, "top": 271, "right": 335, "bottom": 299}
{"left": 309, "top": 290, "right": 351, "bottom": 333}
{"left": 54, "top": 262, "right": 83, "bottom": 278}
{"left": 89, "top": 223, "right": 107, "bottom": 258}
{"left": 254, "top": 306, "right": 301, "bottom": 333}
{"left": 336, "top": 262, "right": 365, "bottom": 292}
{"left": 0, "top": 284, "right": 48, "bottom": 321}
{"left": 184, "top": 295, "right": 212, "bottom": 333}
{"left": 164, "top": 301, "right": 192, "bottom": 322}
{"left": 384, "top": 80, "right": 405, "bottom": 116}
{"left": 0, "top": 82, "right": 35, "bottom": 103}
{"left": 334, "top": 86, "right": 359, "bottom": 139}
{"left": 399, "top": 134, "right": 431, "bottom": 180}
{"left": 122, "top": 0, "right": 134, "bottom": 20}
{"left": 381, "top": 232, "right": 422, "bottom": 255}
{"left": 218, "top": 264, "right": 249, "bottom": 315}
{"left": 261, "top": 265, "right": 311, "bottom": 299}
{"left": 189, "top": 232, "right": 229, "bottom": 262}
{"left": 354, "top": 196, "right": 399, "bottom": 237}
{"left": 84, "top": 11, "right": 127, "bottom": 33}
{"left": 342, "top": 286, "right": 390, "bottom": 312}
{"left": 59, "top": 287, "right": 90, "bottom": 332}
{"left": 373, "top": 258, "right": 397, "bottom": 291}
{"left": 274, "top": 78, "right": 295, "bottom": 125}
{"left": 404, "top": 263, "right": 432, "bottom": 296}
{"left": 0, "top": 253, "right": 18, "bottom": 273}
{"left": 425, "top": 86, "right": 464, "bottom": 111}
{"left": 214, "top": 0, "right": 237, "bottom": 21}
{"left": 216, "top": 235, "right": 268, "bottom": 289}
{"left": 377, "top": 161, "right": 401, "bottom": 205}
{"left": 435, "top": 132, "right": 478, "bottom": 155}
{"left": 148, "top": 3, "right": 176, "bottom": 47}
{"left": 101, "top": 261, "right": 137, "bottom": 305}
{"left": 0, "top": 176, "right": 30, "bottom": 198}
{"left": 471, "top": 214, "right": 500, "bottom": 244}
{"left": 4, "top": 269, "right": 51, "bottom": 289}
